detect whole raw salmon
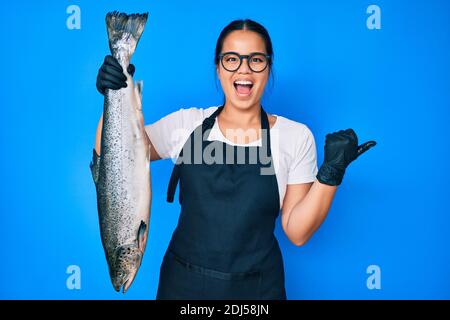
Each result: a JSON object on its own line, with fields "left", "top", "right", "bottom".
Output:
{"left": 90, "top": 11, "right": 151, "bottom": 293}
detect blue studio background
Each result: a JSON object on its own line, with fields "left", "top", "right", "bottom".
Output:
{"left": 1, "top": 0, "right": 449, "bottom": 299}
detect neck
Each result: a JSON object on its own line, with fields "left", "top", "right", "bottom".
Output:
{"left": 221, "top": 101, "right": 261, "bottom": 127}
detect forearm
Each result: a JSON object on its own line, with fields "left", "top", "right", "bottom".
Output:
{"left": 95, "top": 114, "right": 103, "bottom": 155}
{"left": 285, "top": 179, "right": 337, "bottom": 246}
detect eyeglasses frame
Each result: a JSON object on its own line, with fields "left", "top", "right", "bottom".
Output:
{"left": 218, "top": 51, "right": 271, "bottom": 73}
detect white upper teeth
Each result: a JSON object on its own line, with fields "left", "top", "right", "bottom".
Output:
{"left": 235, "top": 80, "right": 253, "bottom": 85}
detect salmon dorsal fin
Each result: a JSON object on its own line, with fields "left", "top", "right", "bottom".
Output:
{"left": 134, "top": 80, "right": 143, "bottom": 110}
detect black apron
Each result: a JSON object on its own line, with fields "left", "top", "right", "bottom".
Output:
{"left": 156, "top": 105, "right": 286, "bottom": 300}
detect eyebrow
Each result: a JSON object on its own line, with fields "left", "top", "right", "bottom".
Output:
{"left": 221, "top": 51, "right": 268, "bottom": 55}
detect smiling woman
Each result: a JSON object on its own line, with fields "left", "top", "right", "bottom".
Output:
{"left": 94, "top": 18, "right": 376, "bottom": 300}
{"left": 214, "top": 20, "right": 273, "bottom": 113}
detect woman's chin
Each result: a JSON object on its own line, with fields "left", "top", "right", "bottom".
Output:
{"left": 228, "top": 98, "right": 259, "bottom": 110}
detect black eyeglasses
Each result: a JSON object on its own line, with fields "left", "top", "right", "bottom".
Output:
{"left": 219, "top": 51, "right": 271, "bottom": 73}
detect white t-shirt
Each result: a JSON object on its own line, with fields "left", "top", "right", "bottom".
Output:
{"left": 145, "top": 106, "right": 318, "bottom": 208}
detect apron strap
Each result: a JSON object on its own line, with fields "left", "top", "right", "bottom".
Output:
{"left": 166, "top": 161, "right": 181, "bottom": 203}
{"left": 202, "top": 105, "right": 224, "bottom": 133}
{"left": 260, "top": 107, "right": 272, "bottom": 158}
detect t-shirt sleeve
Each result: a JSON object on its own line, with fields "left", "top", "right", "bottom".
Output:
{"left": 145, "top": 108, "right": 205, "bottom": 160}
{"left": 287, "top": 125, "right": 318, "bottom": 184}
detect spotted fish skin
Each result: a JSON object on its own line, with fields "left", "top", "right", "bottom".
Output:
{"left": 90, "top": 11, "right": 151, "bottom": 293}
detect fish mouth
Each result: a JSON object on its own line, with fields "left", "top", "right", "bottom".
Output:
{"left": 113, "top": 271, "right": 137, "bottom": 294}
{"left": 122, "top": 276, "right": 135, "bottom": 294}
{"left": 111, "top": 245, "right": 143, "bottom": 294}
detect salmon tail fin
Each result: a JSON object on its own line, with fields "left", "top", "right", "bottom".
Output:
{"left": 106, "top": 11, "right": 148, "bottom": 60}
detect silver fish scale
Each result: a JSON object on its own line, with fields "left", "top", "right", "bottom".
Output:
{"left": 100, "top": 89, "right": 138, "bottom": 258}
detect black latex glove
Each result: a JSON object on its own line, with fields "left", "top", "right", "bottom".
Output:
{"left": 316, "top": 128, "right": 377, "bottom": 186}
{"left": 96, "top": 55, "right": 135, "bottom": 95}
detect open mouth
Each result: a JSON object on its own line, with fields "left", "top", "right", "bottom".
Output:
{"left": 233, "top": 80, "right": 254, "bottom": 97}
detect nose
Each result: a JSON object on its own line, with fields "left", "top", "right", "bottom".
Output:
{"left": 237, "top": 57, "right": 251, "bottom": 73}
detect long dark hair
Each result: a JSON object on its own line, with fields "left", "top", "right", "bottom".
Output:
{"left": 214, "top": 19, "right": 275, "bottom": 90}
